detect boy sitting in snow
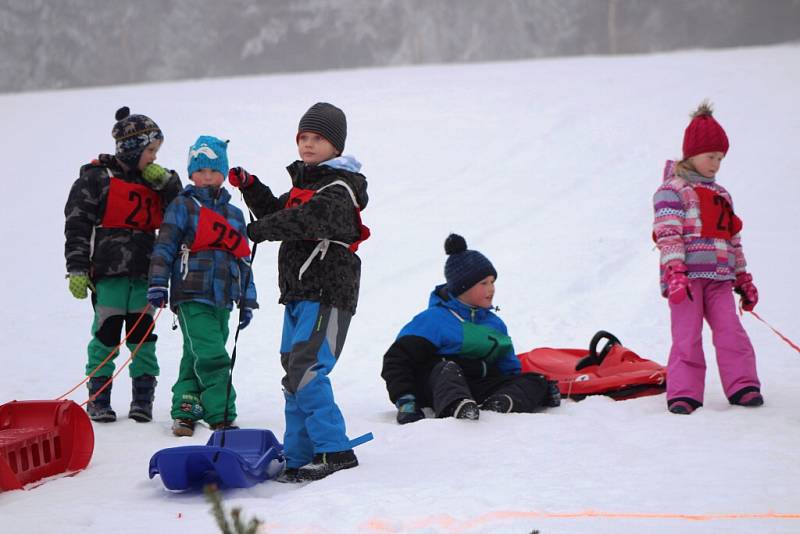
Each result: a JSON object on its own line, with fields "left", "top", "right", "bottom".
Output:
{"left": 381, "top": 234, "right": 559, "bottom": 424}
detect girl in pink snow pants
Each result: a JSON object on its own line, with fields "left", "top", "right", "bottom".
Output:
{"left": 652, "top": 101, "right": 763, "bottom": 415}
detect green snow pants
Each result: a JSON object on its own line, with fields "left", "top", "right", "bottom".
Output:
{"left": 171, "top": 302, "right": 236, "bottom": 426}
{"left": 86, "top": 277, "right": 159, "bottom": 378}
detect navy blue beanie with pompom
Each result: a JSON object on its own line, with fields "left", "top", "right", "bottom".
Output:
{"left": 444, "top": 234, "right": 497, "bottom": 296}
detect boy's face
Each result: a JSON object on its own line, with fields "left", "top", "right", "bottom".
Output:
{"left": 190, "top": 168, "right": 225, "bottom": 188}
{"left": 137, "top": 139, "right": 162, "bottom": 171}
{"left": 297, "top": 132, "right": 339, "bottom": 165}
{"left": 689, "top": 151, "right": 724, "bottom": 178}
{"left": 457, "top": 275, "right": 496, "bottom": 309}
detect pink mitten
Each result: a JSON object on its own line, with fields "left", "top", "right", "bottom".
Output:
{"left": 734, "top": 272, "right": 758, "bottom": 311}
{"left": 665, "top": 261, "right": 690, "bottom": 305}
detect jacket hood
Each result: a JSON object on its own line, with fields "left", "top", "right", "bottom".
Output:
{"left": 89, "top": 153, "right": 139, "bottom": 179}
{"left": 181, "top": 184, "right": 232, "bottom": 205}
{"left": 428, "top": 283, "right": 492, "bottom": 322}
{"left": 663, "top": 159, "right": 716, "bottom": 185}
{"left": 662, "top": 160, "right": 676, "bottom": 182}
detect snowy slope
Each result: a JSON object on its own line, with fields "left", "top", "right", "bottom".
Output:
{"left": 1, "top": 44, "right": 799, "bottom": 534}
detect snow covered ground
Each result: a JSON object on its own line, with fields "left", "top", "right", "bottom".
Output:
{"left": 1, "top": 44, "right": 799, "bottom": 533}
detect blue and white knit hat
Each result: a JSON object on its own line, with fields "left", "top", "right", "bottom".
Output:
{"left": 444, "top": 234, "right": 497, "bottom": 296}
{"left": 187, "top": 135, "right": 229, "bottom": 177}
{"left": 112, "top": 106, "right": 163, "bottom": 168}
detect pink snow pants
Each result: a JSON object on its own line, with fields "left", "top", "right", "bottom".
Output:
{"left": 667, "top": 278, "right": 760, "bottom": 405}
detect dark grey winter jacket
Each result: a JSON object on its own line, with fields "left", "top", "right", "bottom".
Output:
{"left": 243, "top": 157, "right": 368, "bottom": 314}
{"left": 64, "top": 154, "right": 182, "bottom": 280}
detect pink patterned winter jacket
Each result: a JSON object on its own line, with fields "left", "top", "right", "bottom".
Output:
{"left": 652, "top": 160, "right": 747, "bottom": 296}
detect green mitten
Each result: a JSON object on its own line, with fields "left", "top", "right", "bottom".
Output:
{"left": 142, "top": 163, "right": 169, "bottom": 188}
{"left": 68, "top": 273, "right": 94, "bottom": 299}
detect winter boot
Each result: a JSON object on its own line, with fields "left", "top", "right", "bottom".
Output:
{"left": 210, "top": 420, "right": 239, "bottom": 431}
{"left": 275, "top": 467, "right": 301, "bottom": 484}
{"left": 87, "top": 376, "right": 116, "bottom": 423}
{"left": 451, "top": 399, "right": 480, "bottom": 420}
{"left": 129, "top": 375, "right": 157, "bottom": 422}
{"left": 668, "top": 400, "right": 695, "bottom": 415}
{"left": 736, "top": 391, "right": 764, "bottom": 407}
{"left": 172, "top": 419, "right": 196, "bottom": 437}
{"left": 297, "top": 450, "right": 358, "bottom": 481}
{"left": 396, "top": 394, "right": 425, "bottom": 425}
{"left": 481, "top": 394, "right": 513, "bottom": 413}
{"left": 730, "top": 387, "right": 764, "bottom": 407}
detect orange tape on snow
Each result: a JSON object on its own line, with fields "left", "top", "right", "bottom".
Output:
{"left": 361, "top": 510, "right": 800, "bottom": 533}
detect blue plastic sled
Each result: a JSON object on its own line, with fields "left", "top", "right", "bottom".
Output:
{"left": 148, "top": 429, "right": 285, "bottom": 491}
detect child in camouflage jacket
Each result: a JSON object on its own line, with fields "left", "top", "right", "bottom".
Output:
{"left": 64, "top": 106, "right": 181, "bottom": 423}
{"left": 228, "top": 102, "right": 370, "bottom": 482}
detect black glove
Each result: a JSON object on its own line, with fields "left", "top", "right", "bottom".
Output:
{"left": 542, "top": 380, "right": 561, "bottom": 408}
{"left": 246, "top": 220, "right": 263, "bottom": 242}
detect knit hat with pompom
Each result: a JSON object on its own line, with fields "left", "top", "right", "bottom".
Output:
{"left": 682, "top": 100, "right": 729, "bottom": 159}
{"left": 443, "top": 234, "right": 497, "bottom": 296}
{"left": 111, "top": 106, "right": 163, "bottom": 168}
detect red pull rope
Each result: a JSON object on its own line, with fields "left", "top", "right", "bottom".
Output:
{"left": 80, "top": 307, "right": 163, "bottom": 406}
{"left": 55, "top": 306, "right": 161, "bottom": 401}
{"left": 745, "top": 309, "right": 800, "bottom": 354}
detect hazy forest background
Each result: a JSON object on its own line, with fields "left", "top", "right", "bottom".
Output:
{"left": 2, "top": 0, "right": 800, "bottom": 94}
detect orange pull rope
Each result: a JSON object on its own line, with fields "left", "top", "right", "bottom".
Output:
{"left": 747, "top": 309, "right": 800, "bottom": 354}
{"left": 80, "top": 307, "right": 162, "bottom": 407}
{"left": 56, "top": 306, "right": 155, "bottom": 400}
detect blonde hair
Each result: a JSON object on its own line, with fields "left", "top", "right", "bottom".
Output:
{"left": 674, "top": 157, "right": 697, "bottom": 178}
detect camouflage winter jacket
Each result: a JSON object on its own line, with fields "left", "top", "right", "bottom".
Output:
{"left": 148, "top": 185, "right": 258, "bottom": 312}
{"left": 243, "top": 156, "right": 369, "bottom": 314}
{"left": 64, "top": 154, "right": 182, "bottom": 280}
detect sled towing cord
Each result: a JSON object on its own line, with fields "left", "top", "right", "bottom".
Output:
{"left": 216, "top": 210, "right": 258, "bottom": 455}
{"left": 743, "top": 308, "right": 800, "bottom": 355}
{"left": 56, "top": 306, "right": 163, "bottom": 405}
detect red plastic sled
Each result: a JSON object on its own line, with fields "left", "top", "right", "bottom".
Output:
{"left": 0, "top": 400, "right": 94, "bottom": 491}
{"left": 518, "top": 331, "right": 666, "bottom": 400}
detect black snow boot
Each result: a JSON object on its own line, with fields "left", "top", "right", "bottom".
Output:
{"left": 129, "top": 375, "right": 157, "bottom": 422}
{"left": 481, "top": 394, "right": 513, "bottom": 413}
{"left": 87, "top": 376, "right": 116, "bottom": 423}
{"left": 451, "top": 398, "right": 480, "bottom": 420}
{"left": 297, "top": 450, "right": 359, "bottom": 481}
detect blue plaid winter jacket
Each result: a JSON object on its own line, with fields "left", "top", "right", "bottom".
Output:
{"left": 148, "top": 185, "right": 258, "bottom": 311}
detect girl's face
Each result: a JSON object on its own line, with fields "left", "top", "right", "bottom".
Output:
{"left": 137, "top": 139, "right": 162, "bottom": 171}
{"left": 297, "top": 132, "right": 339, "bottom": 165}
{"left": 689, "top": 151, "right": 725, "bottom": 178}
{"left": 190, "top": 168, "right": 225, "bottom": 188}
{"left": 457, "top": 275, "right": 496, "bottom": 309}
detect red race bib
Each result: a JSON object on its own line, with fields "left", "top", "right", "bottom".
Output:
{"left": 695, "top": 186, "right": 743, "bottom": 240}
{"left": 102, "top": 178, "right": 162, "bottom": 232}
{"left": 285, "top": 187, "right": 316, "bottom": 208}
{"left": 284, "top": 186, "right": 370, "bottom": 251}
{"left": 192, "top": 207, "right": 251, "bottom": 258}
